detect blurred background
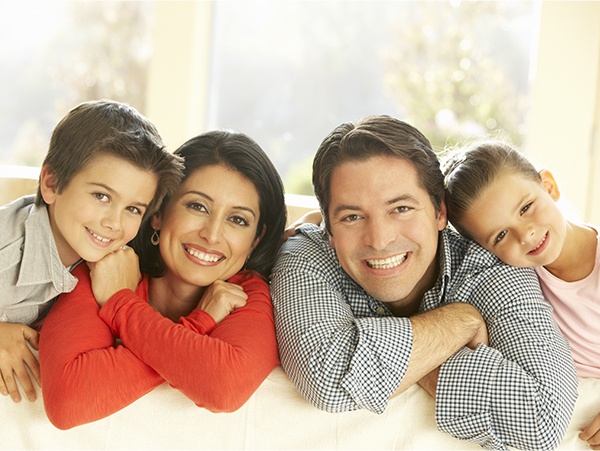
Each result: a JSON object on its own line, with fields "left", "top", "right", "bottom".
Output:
{"left": 1, "top": 0, "right": 599, "bottom": 222}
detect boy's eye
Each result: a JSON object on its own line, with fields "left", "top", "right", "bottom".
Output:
{"left": 520, "top": 202, "right": 533, "bottom": 215}
{"left": 127, "top": 206, "right": 143, "bottom": 216}
{"left": 494, "top": 230, "right": 507, "bottom": 245}
{"left": 93, "top": 192, "right": 110, "bottom": 203}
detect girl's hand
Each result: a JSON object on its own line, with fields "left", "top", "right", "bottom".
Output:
{"left": 580, "top": 411, "right": 600, "bottom": 449}
{"left": 284, "top": 209, "right": 323, "bottom": 240}
{"left": 0, "top": 322, "right": 40, "bottom": 403}
{"left": 87, "top": 247, "right": 141, "bottom": 307}
{"left": 196, "top": 280, "right": 248, "bottom": 324}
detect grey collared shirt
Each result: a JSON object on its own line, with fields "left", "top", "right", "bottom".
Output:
{"left": 0, "top": 195, "right": 78, "bottom": 325}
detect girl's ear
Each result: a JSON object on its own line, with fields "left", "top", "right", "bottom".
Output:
{"left": 39, "top": 164, "right": 59, "bottom": 205}
{"left": 540, "top": 169, "right": 561, "bottom": 201}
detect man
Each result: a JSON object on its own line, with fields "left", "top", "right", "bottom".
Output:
{"left": 270, "top": 116, "right": 577, "bottom": 450}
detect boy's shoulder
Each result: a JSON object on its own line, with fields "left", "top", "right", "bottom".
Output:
{"left": 0, "top": 195, "right": 48, "bottom": 244}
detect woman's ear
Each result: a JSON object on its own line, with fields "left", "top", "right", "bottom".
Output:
{"left": 540, "top": 169, "right": 560, "bottom": 201}
{"left": 39, "top": 164, "right": 59, "bottom": 205}
{"left": 251, "top": 224, "right": 266, "bottom": 252}
{"left": 151, "top": 212, "right": 162, "bottom": 231}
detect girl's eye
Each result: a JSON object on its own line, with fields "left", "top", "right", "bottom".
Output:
{"left": 520, "top": 202, "right": 533, "bottom": 215}
{"left": 93, "top": 192, "right": 110, "bottom": 203}
{"left": 230, "top": 215, "right": 249, "bottom": 227}
{"left": 494, "top": 230, "right": 507, "bottom": 245}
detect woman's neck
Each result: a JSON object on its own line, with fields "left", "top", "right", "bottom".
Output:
{"left": 148, "top": 274, "right": 205, "bottom": 322}
{"left": 543, "top": 221, "right": 597, "bottom": 282}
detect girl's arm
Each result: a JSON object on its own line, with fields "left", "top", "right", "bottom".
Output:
{"left": 39, "top": 264, "right": 164, "bottom": 430}
{"left": 99, "top": 270, "right": 280, "bottom": 412}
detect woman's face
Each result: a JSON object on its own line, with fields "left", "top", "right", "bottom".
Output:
{"left": 153, "top": 164, "right": 263, "bottom": 288}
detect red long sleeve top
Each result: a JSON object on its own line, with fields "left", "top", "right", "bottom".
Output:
{"left": 39, "top": 264, "right": 280, "bottom": 430}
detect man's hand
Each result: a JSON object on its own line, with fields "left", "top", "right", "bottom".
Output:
{"left": 0, "top": 322, "right": 40, "bottom": 402}
{"left": 87, "top": 246, "right": 141, "bottom": 307}
{"left": 580, "top": 411, "right": 600, "bottom": 449}
{"left": 197, "top": 280, "right": 248, "bottom": 324}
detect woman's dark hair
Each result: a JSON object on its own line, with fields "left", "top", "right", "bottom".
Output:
{"left": 132, "top": 130, "right": 286, "bottom": 279}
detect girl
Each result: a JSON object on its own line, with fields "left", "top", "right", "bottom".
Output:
{"left": 441, "top": 139, "right": 600, "bottom": 450}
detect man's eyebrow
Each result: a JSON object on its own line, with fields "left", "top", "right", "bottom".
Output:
{"left": 332, "top": 194, "right": 419, "bottom": 217}
{"left": 89, "top": 182, "right": 150, "bottom": 209}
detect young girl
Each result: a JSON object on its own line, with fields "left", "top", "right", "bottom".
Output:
{"left": 440, "top": 139, "right": 600, "bottom": 449}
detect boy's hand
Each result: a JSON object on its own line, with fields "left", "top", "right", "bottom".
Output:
{"left": 0, "top": 322, "right": 40, "bottom": 403}
{"left": 87, "top": 246, "right": 141, "bottom": 307}
{"left": 196, "top": 280, "right": 248, "bottom": 324}
{"left": 580, "top": 411, "right": 600, "bottom": 449}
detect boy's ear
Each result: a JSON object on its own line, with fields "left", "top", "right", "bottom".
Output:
{"left": 540, "top": 169, "right": 560, "bottom": 201}
{"left": 39, "top": 165, "right": 59, "bottom": 205}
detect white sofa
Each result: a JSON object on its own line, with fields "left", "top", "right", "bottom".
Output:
{"left": 3, "top": 364, "right": 600, "bottom": 450}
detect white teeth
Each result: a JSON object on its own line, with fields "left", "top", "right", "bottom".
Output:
{"left": 89, "top": 230, "right": 111, "bottom": 243}
{"left": 531, "top": 233, "right": 547, "bottom": 252}
{"left": 366, "top": 253, "right": 407, "bottom": 269}
{"left": 185, "top": 246, "right": 221, "bottom": 263}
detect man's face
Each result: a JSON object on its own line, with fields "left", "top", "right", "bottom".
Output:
{"left": 327, "top": 155, "right": 446, "bottom": 316}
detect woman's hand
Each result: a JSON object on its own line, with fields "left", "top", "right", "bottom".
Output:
{"left": 196, "top": 280, "right": 248, "bottom": 324}
{"left": 87, "top": 247, "right": 141, "bottom": 307}
{"left": 0, "top": 322, "right": 40, "bottom": 403}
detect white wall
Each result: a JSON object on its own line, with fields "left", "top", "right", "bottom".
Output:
{"left": 525, "top": 0, "right": 600, "bottom": 223}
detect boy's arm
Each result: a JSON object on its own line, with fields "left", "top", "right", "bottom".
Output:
{"left": 0, "top": 322, "right": 40, "bottom": 403}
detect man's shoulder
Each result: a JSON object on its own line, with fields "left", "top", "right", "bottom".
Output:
{"left": 274, "top": 223, "right": 338, "bottom": 271}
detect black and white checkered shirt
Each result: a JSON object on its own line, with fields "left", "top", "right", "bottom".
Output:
{"left": 271, "top": 224, "right": 577, "bottom": 450}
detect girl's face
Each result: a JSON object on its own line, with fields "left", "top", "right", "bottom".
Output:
{"left": 153, "top": 164, "right": 263, "bottom": 289}
{"left": 458, "top": 170, "right": 567, "bottom": 268}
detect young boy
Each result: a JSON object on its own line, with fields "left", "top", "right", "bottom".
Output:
{"left": 0, "top": 99, "right": 183, "bottom": 404}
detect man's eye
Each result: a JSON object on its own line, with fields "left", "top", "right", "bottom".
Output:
{"left": 342, "top": 214, "right": 360, "bottom": 222}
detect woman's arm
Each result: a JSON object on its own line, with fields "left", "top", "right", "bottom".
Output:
{"left": 39, "top": 264, "right": 164, "bottom": 430}
{"left": 99, "top": 270, "right": 280, "bottom": 412}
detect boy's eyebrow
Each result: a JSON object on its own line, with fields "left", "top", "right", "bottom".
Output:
{"left": 332, "top": 194, "right": 418, "bottom": 216}
{"left": 182, "top": 190, "right": 257, "bottom": 218}
{"left": 90, "top": 182, "right": 150, "bottom": 209}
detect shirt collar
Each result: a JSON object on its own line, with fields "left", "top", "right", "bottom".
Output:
{"left": 18, "top": 203, "right": 78, "bottom": 292}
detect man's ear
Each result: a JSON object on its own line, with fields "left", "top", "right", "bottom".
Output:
{"left": 540, "top": 169, "right": 560, "bottom": 201}
{"left": 39, "top": 165, "right": 59, "bottom": 205}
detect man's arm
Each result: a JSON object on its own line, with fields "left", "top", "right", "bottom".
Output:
{"left": 435, "top": 265, "right": 578, "bottom": 450}
{"left": 271, "top": 235, "right": 487, "bottom": 414}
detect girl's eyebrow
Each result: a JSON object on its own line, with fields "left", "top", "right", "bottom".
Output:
{"left": 89, "top": 182, "right": 149, "bottom": 209}
{"left": 181, "top": 190, "right": 257, "bottom": 218}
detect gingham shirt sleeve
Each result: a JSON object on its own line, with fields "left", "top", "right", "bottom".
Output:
{"left": 271, "top": 229, "right": 412, "bottom": 414}
{"left": 436, "top": 264, "right": 578, "bottom": 450}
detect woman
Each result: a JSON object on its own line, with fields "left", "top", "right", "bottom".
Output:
{"left": 38, "top": 130, "right": 287, "bottom": 430}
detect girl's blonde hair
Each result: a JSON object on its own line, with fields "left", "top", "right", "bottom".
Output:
{"left": 440, "top": 139, "right": 540, "bottom": 238}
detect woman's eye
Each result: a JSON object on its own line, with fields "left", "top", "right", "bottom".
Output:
{"left": 93, "top": 192, "right": 109, "bottom": 203}
{"left": 188, "top": 202, "right": 208, "bottom": 213}
{"left": 494, "top": 230, "right": 507, "bottom": 245}
{"left": 230, "top": 215, "right": 249, "bottom": 227}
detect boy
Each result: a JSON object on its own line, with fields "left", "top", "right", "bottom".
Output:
{"left": 0, "top": 100, "right": 183, "bottom": 403}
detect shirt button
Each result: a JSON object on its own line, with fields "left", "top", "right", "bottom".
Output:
{"left": 0, "top": 313, "right": 8, "bottom": 322}
{"left": 376, "top": 306, "right": 386, "bottom": 315}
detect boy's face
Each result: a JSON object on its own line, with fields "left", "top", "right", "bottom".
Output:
{"left": 459, "top": 170, "right": 566, "bottom": 268}
{"left": 326, "top": 155, "right": 446, "bottom": 316}
{"left": 41, "top": 154, "right": 158, "bottom": 267}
